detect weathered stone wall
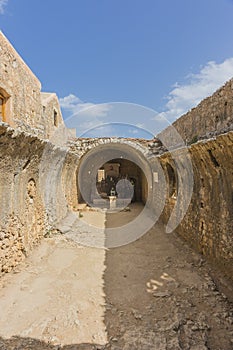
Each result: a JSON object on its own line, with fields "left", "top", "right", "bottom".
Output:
{"left": 41, "top": 92, "right": 64, "bottom": 140}
{"left": 0, "top": 31, "right": 63, "bottom": 139}
{"left": 159, "top": 131, "right": 233, "bottom": 280}
{"left": 172, "top": 79, "right": 233, "bottom": 144}
{"left": 0, "top": 32, "right": 41, "bottom": 131}
{"left": 1, "top": 118, "right": 232, "bottom": 281}
{"left": 0, "top": 30, "right": 232, "bottom": 284}
{"left": 0, "top": 123, "right": 78, "bottom": 274}
{"left": 68, "top": 137, "right": 154, "bottom": 158}
{"left": 141, "top": 170, "right": 148, "bottom": 204}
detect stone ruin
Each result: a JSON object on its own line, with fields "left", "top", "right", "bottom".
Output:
{"left": 0, "top": 30, "right": 232, "bottom": 282}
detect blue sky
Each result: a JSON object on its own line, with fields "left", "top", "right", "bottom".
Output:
{"left": 1, "top": 0, "right": 233, "bottom": 137}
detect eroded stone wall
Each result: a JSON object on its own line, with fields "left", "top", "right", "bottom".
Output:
{"left": 172, "top": 79, "right": 233, "bottom": 144}
{"left": 0, "top": 123, "right": 78, "bottom": 274}
{"left": 41, "top": 92, "right": 64, "bottom": 140}
{"left": 0, "top": 31, "right": 63, "bottom": 139}
{"left": 159, "top": 131, "right": 233, "bottom": 280}
{"left": 1, "top": 119, "right": 232, "bottom": 281}
{"left": 0, "top": 30, "right": 232, "bottom": 283}
{"left": 0, "top": 32, "right": 41, "bottom": 131}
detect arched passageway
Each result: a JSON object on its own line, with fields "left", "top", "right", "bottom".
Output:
{"left": 96, "top": 158, "right": 148, "bottom": 205}
{"left": 76, "top": 142, "right": 152, "bottom": 211}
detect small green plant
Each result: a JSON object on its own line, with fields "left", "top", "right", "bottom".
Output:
{"left": 188, "top": 135, "right": 199, "bottom": 145}
{"left": 79, "top": 211, "right": 83, "bottom": 218}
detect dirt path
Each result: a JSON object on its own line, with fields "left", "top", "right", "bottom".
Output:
{"left": 0, "top": 211, "right": 107, "bottom": 348}
{"left": 104, "top": 212, "right": 233, "bottom": 350}
{"left": 0, "top": 206, "right": 233, "bottom": 349}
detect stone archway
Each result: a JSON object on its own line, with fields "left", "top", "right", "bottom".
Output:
{"left": 76, "top": 141, "right": 152, "bottom": 210}
{"left": 96, "top": 158, "right": 146, "bottom": 203}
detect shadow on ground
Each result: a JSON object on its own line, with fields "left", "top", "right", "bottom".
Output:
{"left": 103, "top": 210, "right": 233, "bottom": 350}
{"left": 0, "top": 336, "right": 105, "bottom": 349}
{"left": 0, "top": 205, "right": 233, "bottom": 350}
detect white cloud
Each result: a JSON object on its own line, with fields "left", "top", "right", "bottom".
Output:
{"left": 59, "top": 94, "right": 112, "bottom": 136}
{"left": 80, "top": 124, "right": 115, "bottom": 137}
{"left": 0, "top": 0, "right": 8, "bottom": 14}
{"left": 60, "top": 58, "right": 233, "bottom": 137}
{"left": 59, "top": 94, "right": 110, "bottom": 117}
{"left": 128, "top": 128, "right": 139, "bottom": 134}
{"left": 135, "top": 123, "right": 144, "bottom": 128}
{"left": 156, "top": 58, "right": 233, "bottom": 122}
{"left": 59, "top": 94, "right": 82, "bottom": 110}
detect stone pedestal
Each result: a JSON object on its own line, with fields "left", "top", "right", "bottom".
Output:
{"left": 109, "top": 196, "right": 117, "bottom": 209}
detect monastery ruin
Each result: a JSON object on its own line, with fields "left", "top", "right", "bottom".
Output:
{"left": 0, "top": 31, "right": 233, "bottom": 349}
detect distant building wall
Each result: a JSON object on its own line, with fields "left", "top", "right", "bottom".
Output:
{"left": 0, "top": 31, "right": 64, "bottom": 139}
{"left": 41, "top": 92, "right": 64, "bottom": 139}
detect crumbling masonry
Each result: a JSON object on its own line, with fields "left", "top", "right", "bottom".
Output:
{"left": 0, "top": 31, "right": 232, "bottom": 281}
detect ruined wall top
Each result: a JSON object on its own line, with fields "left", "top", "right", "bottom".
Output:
{"left": 172, "top": 78, "right": 233, "bottom": 144}
{"left": 67, "top": 136, "right": 165, "bottom": 159}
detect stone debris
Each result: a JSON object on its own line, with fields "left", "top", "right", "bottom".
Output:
{"left": 153, "top": 291, "right": 171, "bottom": 298}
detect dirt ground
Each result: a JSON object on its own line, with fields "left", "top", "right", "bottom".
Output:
{"left": 0, "top": 204, "right": 233, "bottom": 349}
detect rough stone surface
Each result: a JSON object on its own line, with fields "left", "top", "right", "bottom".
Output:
{"left": 172, "top": 78, "right": 233, "bottom": 144}
{"left": 0, "top": 31, "right": 63, "bottom": 139}
{"left": 0, "top": 214, "right": 232, "bottom": 349}
{"left": 0, "top": 123, "right": 78, "bottom": 274}
{"left": 159, "top": 131, "right": 233, "bottom": 281}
